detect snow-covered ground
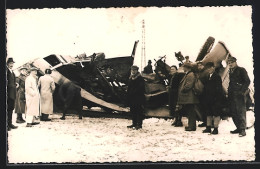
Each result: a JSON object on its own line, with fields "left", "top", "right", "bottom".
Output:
{"left": 7, "top": 112, "right": 255, "bottom": 163}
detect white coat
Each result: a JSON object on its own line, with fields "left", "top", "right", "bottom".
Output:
{"left": 25, "top": 74, "right": 40, "bottom": 116}
{"left": 38, "top": 74, "right": 55, "bottom": 114}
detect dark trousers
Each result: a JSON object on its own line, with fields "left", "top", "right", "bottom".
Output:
{"left": 183, "top": 104, "right": 197, "bottom": 129}
{"left": 7, "top": 98, "right": 15, "bottom": 126}
{"left": 169, "top": 91, "right": 178, "bottom": 117}
{"left": 130, "top": 104, "right": 144, "bottom": 127}
{"left": 229, "top": 94, "right": 247, "bottom": 130}
{"left": 62, "top": 95, "right": 82, "bottom": 118}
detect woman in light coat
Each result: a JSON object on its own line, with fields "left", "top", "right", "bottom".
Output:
{"left": 38, "top": 69, "right": 55, "bottom": 121}
{"left": 25, "top": 67, "right": 40, "bottom": 127}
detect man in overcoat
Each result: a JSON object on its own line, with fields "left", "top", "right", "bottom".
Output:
{"left": 227, "top": 56, "right": 250, "bottom": 137}
{"left": 59, "top": 81, "right": 82, "bottom": 120}
{"left": 38, "top": 69, "right": 56, "bottom": 121}
{"left": 177, "top": 62, "right": 199, "bottom": 131}
{"left": 127, "top": 65, "right": 145, "bottom": 130}
{"left": 15, "top": 67, "right": 28, "bottom": 123}
{"left": 202, "top": 62, "right": 223, "bottom": 134}
{"left": 168, "top": 65, "right": 185, "bottom": 127}
{"left": 6, "top": 57, "right": 18, "bottom": 131}
{"left": 25, "top": 67, "right": 41, "bottom": 127}
{"left": 195, "top": 61, "right": 208, "bottom": 127}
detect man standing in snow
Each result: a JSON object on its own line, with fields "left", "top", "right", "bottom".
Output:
{"left": 227, "top": 56, "right": 250, "bottom": 137}
{"left": 6, "top": 57, "right": 18, "bottom": 131}
{"left": 177, "top": 62, "right": 199, "bottom": 131}
{"left": 25, "top": 67, "right": 41, "bottom": 127}
{"left": 38, "top": 69, "right": 56, "bottom": 121}
{"left": 202, "top": 62, "right": 223, "bottom": 135}
{"left": 127, "top": 65, "right": 145, "bottom": 130}
{"left": 15, "top": 67, "right": 28, "bottom": 123}
{"left": 59, "top": 81, "right": 82, "bottom": 120}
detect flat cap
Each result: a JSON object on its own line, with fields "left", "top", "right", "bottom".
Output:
{"left": 131, "top": 65, "right": 139, "bottom": 70}
{"left": 227, "top": 56, "right": 237, "bottom": 62}
{"left": 30, "top": 67, "right": 38, "bottom": 71}
{"left": 204, "top": 62, "right": 215, "bottom": 69}
{"left": 19, "top": 67, "right": 28, "bottom": 71}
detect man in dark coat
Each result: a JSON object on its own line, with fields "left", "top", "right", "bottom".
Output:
{"left": 127, "top": 65, "right": 145, "bottom": 130}
{"left": 143, "top": 60, "right": 153, "bottom": 74}
{"left": 195, "top": 61, "right": 209, "bottom": 127}
{"left": 59, "top": 81, "right": 82, "bottom": 120}
{"left": 177, "top": 63, "right": 199, "bottom": 131}
{"left": 15, "top": 67, "right": 28, "bottom": 123}
{"left": 202, "top": 62, "right": 223, "bottom": 134}
{"left": 6, "top": 57, "right": 18, "bottom": 131}
{"left": 167, "top": 65, "right": 185, "bottom": 127}
{"left": 227, "top": 56, "right": 250, "bottom": 137}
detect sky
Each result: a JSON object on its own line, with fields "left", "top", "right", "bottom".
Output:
{"left": 6, "top": 6, "right": 254, "bottom": 83}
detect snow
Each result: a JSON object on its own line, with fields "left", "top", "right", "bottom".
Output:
{"left": 7, "top": 112, "right": 255, "bottom": 163}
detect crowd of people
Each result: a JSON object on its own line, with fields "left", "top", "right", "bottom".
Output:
{"left": 6, "top": 58, "right": 57, "bottom": 130}
{"left": 7, "top": 55, "right": 251, "bottom": 138}
{"left": 128, "top": 56, "right": 250, "bottom": 137}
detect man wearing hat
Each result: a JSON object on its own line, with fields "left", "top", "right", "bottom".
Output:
{"left": 127, "top": 65, "right": 145, "bottom": 130}
{"left": 25, "top": 67, "right": 41, "bottom": 127}
{"left": 184, "top": 56, "right": 192, "bottom": 63}
{"left": 142, "top": 60, "right": 153, "bottom": 74}
{"left": 202, "top": 62, "right": 223, "bottom": 134}
{"left": 6, "top": 57, "right": 18, "bottom": 130}
{"left": 15, "top": 66, "right": 28, "bottom": 123}
{"left": 177, "top": 62, "right": 199, "bottom": 131}
{"left": 227, "top": 56, "right": 250, "bottom": 137}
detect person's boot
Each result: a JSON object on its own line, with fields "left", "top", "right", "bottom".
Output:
{"left": 230, "top": 129, "right": 240, "bottom": 134}
{"left": 127, "top": 124, "right": 135, "bottom": 128}
{"left": 60, "top": 113, "right": 66, "bottom": 120}
{"left": 9, "top": 124, "right": 18, "bottom": 129}
{"left": 41, "top": 114, "right": 51, "bottom": 121}
{"left": 198, "top": 122, "right": 206, "bottom": 127}
{"left": 211, "top": 128, "right": 218, "bottom": 135}
{"left": 239, "top": 129, "right": 246, "bottom": 137}
{"left": 171, "top": 118, "right": 177, "bottom": 126}
{"left": 79, "top": 114, "right": 83, "bottom": 120}
{"left": 203, "top": 126, "right": 212, "bottom": 133}
{"left": 16, "top": 114, "right": 25, "bottom": 123}
{"left": 174, "top": 117, "right": 183, "bottom": 127}
{"left": 26, "top": 123, "right": 33, "bottom": 127}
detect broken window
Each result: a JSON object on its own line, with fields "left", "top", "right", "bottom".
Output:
{"left": 43, "top": 54, "right": 62, "bottom": 67}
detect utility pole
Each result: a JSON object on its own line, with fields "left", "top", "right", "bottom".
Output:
{"left": 141, "top": 19, "right": 146, "bottom": 72}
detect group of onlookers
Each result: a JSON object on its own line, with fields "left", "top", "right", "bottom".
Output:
{"left": 7, "top": 55, "right": 251, "bottom": 138}
{"left": 128, "top": 55, "right": 250, "bottom": 137}
{"left": 6, "top": 57, "right": 56, "bottom": 130}
{"left": 169, "top": 56, "right": 250, "bottom": 137}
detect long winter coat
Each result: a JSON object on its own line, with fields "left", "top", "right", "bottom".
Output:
{"left": 38, "top": 74, "right": 56, "bottom": 114}
{"left": 203, "top": 72, "right": 223, "bottom": 116}
{"left": 7, "top": 69, "right": 16, "bottom": 101}
{"left": 15, "top": 74, "right": 26, "bottom": 114}
{"left": 177, "top": 71, "right": 199, "bottom": 105}
{"left": 58, "top": 81, "right": 82, "bottom": 111}
{"left": 127, "top": 72, "right": 145, "bottom": 106}
{"left": 25, "top": 75, "right": 40, "bottom": 116}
